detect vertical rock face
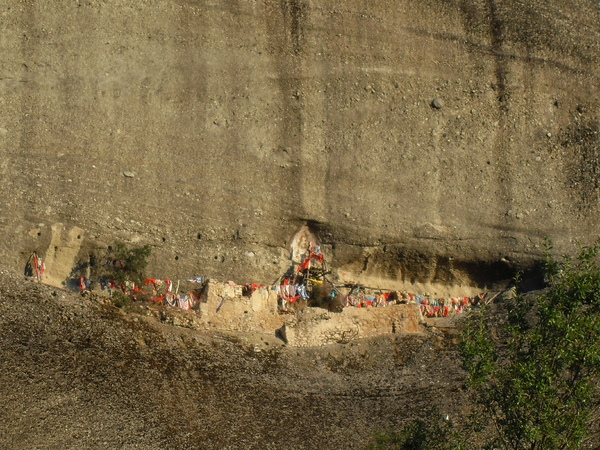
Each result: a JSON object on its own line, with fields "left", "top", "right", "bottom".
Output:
{"left": 0, "top": 1, "right": 598, "bottom": 287}
{"left": 41, "top": 224, "right": 85, "bottom": 288}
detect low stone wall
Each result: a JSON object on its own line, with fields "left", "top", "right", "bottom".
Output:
{"left": 188, "top": 281, "right": 425, "bottom": 347}
{"left": 278, "top": 304, "right": 424, "bottom": 347}
{"left": 196, "top": 281, "right": 286, "bottom": 333}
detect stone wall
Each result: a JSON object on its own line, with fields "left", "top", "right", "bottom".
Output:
{"left": 278, "top": 304, "right": 424, "bottom": 347}
{"left": 198, "top": 282, "right": 285, "bottom": 333}
{"left": 164, "top": 280, "right": 425, "bottom": 347}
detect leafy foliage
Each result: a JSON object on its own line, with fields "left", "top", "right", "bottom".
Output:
{"left": 103, "top": 242, "right": 152, "bottom": 287}
{"left": 370, "top": 417, "right": 463, "bottom": 450}
{"left": 110, "top": 290, "right": 132, "bottom": 308}
{"left": 460, "top": 241, "right": 600, "bottom": 449}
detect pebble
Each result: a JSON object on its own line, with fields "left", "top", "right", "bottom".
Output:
{"left": 431, "top": 98, "right": 444, "bottom": 109}
{"left": 123, "top": 171, "right": 135, "bottom": 178}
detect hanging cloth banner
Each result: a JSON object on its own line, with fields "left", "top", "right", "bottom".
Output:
{"left": 297, "top": 252, "right": 324, "bottom": 272}
{"left": 187, "top": 277, "right": 206, "bottom": 284}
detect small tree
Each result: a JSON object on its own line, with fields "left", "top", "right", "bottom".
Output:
{"left": 103, "top": 242, "right": 152, "bottom": 287}
{"left": 460, "top": 242, "right": 600, "bottom": 449}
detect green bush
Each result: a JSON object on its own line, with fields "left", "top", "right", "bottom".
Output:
{"left": 374, "top": 241, "right": 600, "bottom": 449}
{"left": 370, "top": 417, "right": 463, "bottom": 450}
{"left": 104, "top": 242, "right": 152, "bottom": 287}
{"left": 460, "top": 241, "right": 600, "bottom": 449}
{"left": 110, "top": 290, "right": 131, "bottom": 309}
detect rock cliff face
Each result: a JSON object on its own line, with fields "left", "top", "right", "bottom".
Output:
{"left": 1, "top": 1, "right": 598, "bottom": 288}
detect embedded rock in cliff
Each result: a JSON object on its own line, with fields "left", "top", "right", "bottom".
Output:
{"left": 0, "top": 1, "right": 598, "bottom": 288}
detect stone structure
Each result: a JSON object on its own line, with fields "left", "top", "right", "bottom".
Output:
{"left": 156, "top": 280, "right": 425, "bottom": 347}
{"left": 278, "top": 304, "right": 424, "bottom": 347}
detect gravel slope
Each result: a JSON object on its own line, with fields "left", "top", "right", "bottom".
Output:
{"left": 0, "top": 269, "right": 468, "bottom": 449}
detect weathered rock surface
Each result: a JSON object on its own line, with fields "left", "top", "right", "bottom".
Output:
{"left": 0, "top": 1, "right": 598, "bottom": 288}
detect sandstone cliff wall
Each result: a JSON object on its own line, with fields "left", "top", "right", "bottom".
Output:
{"left": 1, "top": 1, "right": 598, "bottom": 288}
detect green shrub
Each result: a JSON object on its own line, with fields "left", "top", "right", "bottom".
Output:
{"left": 370, "top": 417, "right": 462, "bottom": 450}
{"left": 460, "top": 241, "right": 600, "bottom": 449}
{"left": 374, "top": 241, "right": 600, "bottom": 449}
{"left": 104, "top": 242, "right": 152, "bottom": 287}
{"left": 111, "top": 290, "right": 131, "bottom": 309}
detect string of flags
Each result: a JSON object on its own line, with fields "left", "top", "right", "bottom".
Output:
{"left": 24, "top": 248, "right": 485, "bottom": 317}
